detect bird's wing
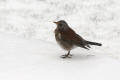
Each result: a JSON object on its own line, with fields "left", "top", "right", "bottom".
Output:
{"left": 60, "top": 28, "right": 87, "bottom": 48}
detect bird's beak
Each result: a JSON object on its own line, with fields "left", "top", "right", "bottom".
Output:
{"left": 53, "top": 22, "right": 59, "bottom": 24}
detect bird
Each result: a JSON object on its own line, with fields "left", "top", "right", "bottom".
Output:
{"left": 53, "top": 20, "right": 102, "bottom": 58}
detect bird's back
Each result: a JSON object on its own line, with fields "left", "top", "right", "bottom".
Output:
{"left": 55, "top": 26, "right": 88, "bottom": 50}
{"left": 60, "top": 27, "right": 86, "bottom": 46}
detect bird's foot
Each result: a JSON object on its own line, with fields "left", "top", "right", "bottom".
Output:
{"left": 61, "top": 54, "right": 73, "bottom": 58}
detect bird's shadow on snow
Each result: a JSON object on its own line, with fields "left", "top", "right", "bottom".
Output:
{"left": 58, "top": 54, "right": 96, "bottom": 61}
{"left": 71, "top": 54, "right": 95, "bottom": 60}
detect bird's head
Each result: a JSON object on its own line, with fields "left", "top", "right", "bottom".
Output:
{"left": 53, "top": 20, "right": 69, "bottom": 30}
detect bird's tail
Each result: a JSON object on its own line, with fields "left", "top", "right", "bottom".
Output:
{"left": 86, "top": 41, "right": 102, "bottom": 46}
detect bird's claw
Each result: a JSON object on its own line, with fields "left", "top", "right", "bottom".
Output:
{"left": 61, "top": 54, "right": 73, "bottom": 58}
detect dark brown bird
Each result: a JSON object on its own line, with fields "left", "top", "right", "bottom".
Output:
{"left": 54, "top": 20, "right": 102, "bottom": 58}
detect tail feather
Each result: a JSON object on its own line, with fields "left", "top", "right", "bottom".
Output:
{"left": 86, "top": 41, "right": 102, "bottom": 46}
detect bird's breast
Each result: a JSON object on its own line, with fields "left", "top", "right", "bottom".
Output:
{"left": 58, "top": 33, "right": 61, "bottom": 39}
{"left": 54, "top": 28, "right": 74, "bottom": 51}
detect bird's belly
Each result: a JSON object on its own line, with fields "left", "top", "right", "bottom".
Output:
{"left": 56, "top": 40, "right": 74, "bottom": 50}
{"left": 55, "top": 33, "right": 74, "bottom": 50}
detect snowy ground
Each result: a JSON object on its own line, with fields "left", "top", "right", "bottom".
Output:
{"left": 0, "top": 0, "right": 120, "bottom": 80}
{"left": 0, "top": 33, "right": 120, "bottom": 80}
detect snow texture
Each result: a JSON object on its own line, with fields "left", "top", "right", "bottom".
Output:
{"left": 0, "top": 0, "right": 120, "bottom": 80}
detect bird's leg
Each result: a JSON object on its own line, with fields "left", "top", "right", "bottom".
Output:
{"left": 61, "top": 50, "right": 72, "bottom": 58}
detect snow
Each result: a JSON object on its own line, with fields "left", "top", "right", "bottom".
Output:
{"left": 0, "top": 33, "right": 120, "bottom": 80}
{"left": 0, "top": 0, "right": 120, "bottom": 80}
